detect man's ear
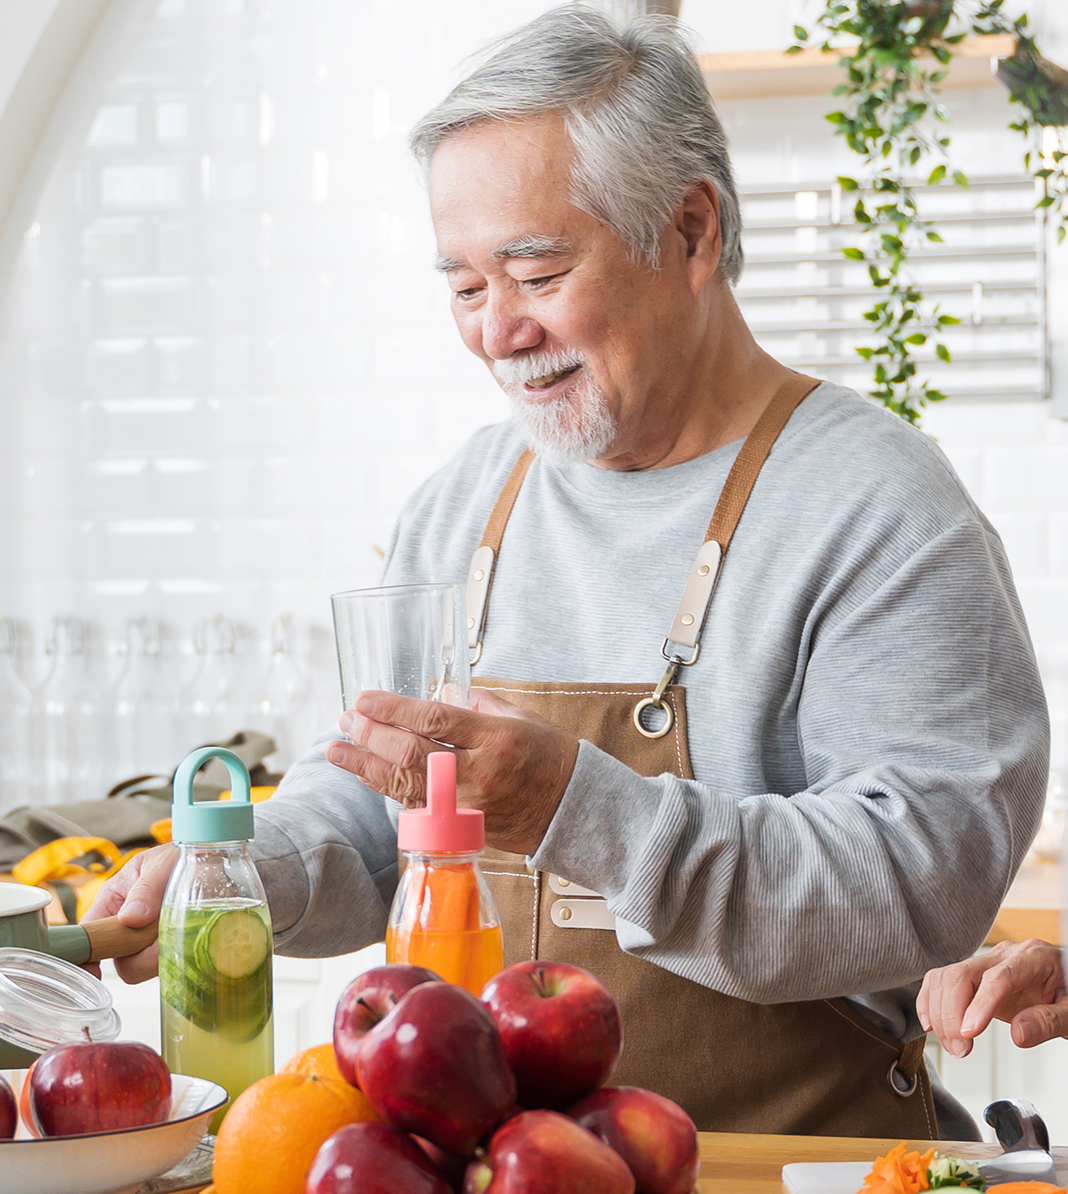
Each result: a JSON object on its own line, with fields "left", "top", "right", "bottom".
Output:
{"left": 675, "top": 180, "right": 722, "bottom": 295}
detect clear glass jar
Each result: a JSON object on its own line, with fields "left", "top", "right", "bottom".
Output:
{"left": 0, "top": 618, "right": 33, "bottom": 814}
{"left": 111, "top": 617, "right": 179, "bottom": 783}
{"left": 35, "top": 616, "right": 106, "bottom": 805}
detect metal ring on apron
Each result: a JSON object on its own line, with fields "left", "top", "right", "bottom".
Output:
{"left": 886, "top": 1059, "right": 920, "bottom": 1098}
{"left": 633, "top": 695, "right": 674, "bottom": 739}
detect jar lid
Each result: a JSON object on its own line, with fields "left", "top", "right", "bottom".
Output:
{"left": 171, "top": 746, "right": 255, "bottom": 843}
{"left": 0, "top": 947, "right": 121, "bottom": 1054}
{"left": 398, "top": 751, "right": 484, "bottom": 853}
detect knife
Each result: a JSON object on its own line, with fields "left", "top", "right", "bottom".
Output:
{"left": 978, "top": 1099, "right": 1059, "bottom": 1186}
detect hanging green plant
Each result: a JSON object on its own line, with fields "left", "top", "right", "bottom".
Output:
{"left": 790, "top": 0, "right": 1068, "bottom": 425}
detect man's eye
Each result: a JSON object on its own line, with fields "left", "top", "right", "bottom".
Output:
{"left": 522, "top": 274, "right": 556, "bottom": 289}
{"left": 452, "top": 286, "right": 481, "bottom": 301}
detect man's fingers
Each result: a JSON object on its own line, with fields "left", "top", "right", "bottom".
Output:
{"left": 327, "top": 737, "right": 427, "bottom": 805}
{"left": 343, "top": 710, "right": 436, "bottom": 773}
{"left": 958, "top": 955, "right": 1029, "bottom": 1037}
{"left": 1012, "top": 1002, "right": 1068, "bottom": 1048}
{"left": 353, "top": 690, "right": 475, "bottom": 742}
{"left": 112, "top": 940, "right": 160, "bottom": 986}
{"left": 77, "top": 844, "right": 174, "bottom": 983}
{"left": 115, "top": 844, "right": 177, "bottom": 924}
{"left": 81, "top": 853, "right": 147, "bottom": 924}
{"left": 923, "top": 963, "right": 985, "bottom": 1056}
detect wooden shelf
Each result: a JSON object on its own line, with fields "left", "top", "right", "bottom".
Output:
{"left": 986, "top": 857, "right": 1064, "bottom": 947}
{"left": 699, "top": 34, "right": 1016, "bottom": 99}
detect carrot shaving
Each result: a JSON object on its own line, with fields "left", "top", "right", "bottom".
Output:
{"left": 860, "top": 1142, "right": 936, "bottom": 1194}
{"left": 984, "top": 1184, "right": 1066, "bottom": 1194}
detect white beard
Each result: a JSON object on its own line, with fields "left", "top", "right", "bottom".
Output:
{"left": 492, "top": 349, "right": 618, "bottom": 466}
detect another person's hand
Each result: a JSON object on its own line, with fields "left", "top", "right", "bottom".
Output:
{"left": 327, "top": 688, "right": 580, "bottom": 856}
{"left": 917, "top": 938, "right": 1068, "bottom": 1056}
{"left": 80, "top": 843, "right": 178, "bottom": 983}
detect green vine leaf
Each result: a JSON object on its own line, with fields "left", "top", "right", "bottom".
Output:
{"left": 796, "top": 0, "right": 1066, "bottom": 424}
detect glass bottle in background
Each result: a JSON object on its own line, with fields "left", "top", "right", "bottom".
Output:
{"left": 181, "top": 615, "right": 236, "bottom": 751}
{"left": 0, "top": 618, "right": 34, "bottom": 813}
{"left": 35, "top": 616, "right": 107, "bottom": 805}
{"left": 387, "top": 751, "right": 503, "bottom": 996}
{"left": 159, "top": 746, "right": 273, "bottom": 1131}
{"left": 111, "top": 617, "right": 179, "bottom": 784}
{"left": 247, "top": 615, "right": 310, "bottom": 772}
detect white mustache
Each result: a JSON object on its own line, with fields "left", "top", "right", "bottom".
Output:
{"left": 492, "top": 349, "right": 585, "bottom": 387}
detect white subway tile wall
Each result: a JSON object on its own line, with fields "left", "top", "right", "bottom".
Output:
{"left": 0, "top": 0, "right": 1064, "bottom": 788}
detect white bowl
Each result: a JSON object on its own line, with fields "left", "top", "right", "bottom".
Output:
{"left": 0, "top": 1069, "right": 226, "bottom": 1194}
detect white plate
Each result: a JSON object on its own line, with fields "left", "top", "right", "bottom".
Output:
{"left": 782, "top": 1157, "right": 1068, "bottom": 1194}
{"left": 0, "top": 1069, "right": 227, "bottom": 1194}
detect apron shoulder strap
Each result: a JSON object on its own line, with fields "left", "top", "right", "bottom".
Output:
{"left": 666, "top": 371, "right": 821, "bottom": 655}
{"left": 466, "top": 448, "right": 535, "bottom": 662}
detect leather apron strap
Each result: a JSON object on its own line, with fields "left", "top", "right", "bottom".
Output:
{"left": 467, "top": 449, "right": 534, "bottom": 665}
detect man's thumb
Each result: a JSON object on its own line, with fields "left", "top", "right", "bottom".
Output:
{"left": 1012, "top": 1003, "right": 1068, "bottom": 1048}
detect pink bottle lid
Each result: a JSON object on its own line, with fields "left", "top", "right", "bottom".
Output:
{"left": 397, "top": 751, "right": 484, "bottom": 853}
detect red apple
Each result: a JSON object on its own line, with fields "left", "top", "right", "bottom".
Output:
{"left": 29, "top": 1041, "right": 171, "bottom": 1137}
{"left": 414, "top": 1135, "right": 469, "bottom": 1193}
{"left": 333, "top": 963, "right": 443, "bottom": 1085}
{"left": 306, "top": 1122, "right": 452, "bottom": 1194}
{"left": 356, "top": 981, "right": 516, "bottom": 1156}
{"left": 463, "top": 1109, "right": 635, "bottom": 1194}
{"left": 568, "top": 1086, "right": 699, "bottom": 1194}
{"left": 480, "top": 961, "right": 621, "bottom": 1109}
{"left": 0, "top": 1073, "right": 16, "bottom": 1139}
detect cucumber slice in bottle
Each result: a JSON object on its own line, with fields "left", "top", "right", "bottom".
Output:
{"left": 194, "top": 908, "right": 270, "bottom": 980}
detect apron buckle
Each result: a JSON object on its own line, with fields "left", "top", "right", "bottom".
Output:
{"left": 633, "top": 659, "right": 681, "bottom": 739}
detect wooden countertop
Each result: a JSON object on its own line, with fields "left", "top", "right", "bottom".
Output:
{"left": 175, "top": 1134, "right": 1068, "bottom": 1194}
{"left": 986, "top": 857, "right": 1064, "bottom": 948}
{"left": 694, "top": 1132, "right": 1068, "bottom": 1192}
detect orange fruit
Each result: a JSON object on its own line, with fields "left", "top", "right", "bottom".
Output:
{"left": 278, "top": 1042, "right": 345, "bottom": 1084}
{"left": 19, "top": 1063, "right": 40, "bottom": 1137}
{"left": 212, "top": 1073, "right": 381, "bottom": 1194}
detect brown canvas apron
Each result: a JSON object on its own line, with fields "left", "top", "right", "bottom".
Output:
{"left": 464, "top": 374, "right": 937, "bottom": 1137}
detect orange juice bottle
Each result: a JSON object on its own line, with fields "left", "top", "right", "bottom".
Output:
{"left": 386, "top": 751, "right": 503, "bottom": 996}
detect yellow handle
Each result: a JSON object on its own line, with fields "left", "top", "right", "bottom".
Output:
{"left": 11, "top": 836, "right": 145, "bottom": 922}
{"left": 11, "top": 836, "right": 124, "bottom": 886}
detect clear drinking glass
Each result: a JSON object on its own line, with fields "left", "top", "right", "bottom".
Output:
{"left": 330, "top": 583, "right": 471, "bottom": 725}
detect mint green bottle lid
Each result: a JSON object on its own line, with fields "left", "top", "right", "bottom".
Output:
{"left": 171, "top": 746, "right": 255, "bottom": 843}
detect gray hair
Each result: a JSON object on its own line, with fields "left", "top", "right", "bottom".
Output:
{"left": 409, "top": 6, "right": 743, "bottom": 285}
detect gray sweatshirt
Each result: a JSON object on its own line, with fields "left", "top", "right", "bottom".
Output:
{"left": 253, "top": 382, "right": 1048, "bottom": 1050}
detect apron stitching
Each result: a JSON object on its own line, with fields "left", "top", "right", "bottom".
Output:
{"left": 668, "top": 693, "right": 685, "bottom": 775}
{"left": 475, "top": 686, "right": 656, "bottom": 697}
{"left": 481, "top": 870, "right": 535, "bottom": 880}
{"left": 821, "top": 999, "right": 900, "bottom": 1054}
{"left": 532, "top": 869, "right": 541, "bottom": 959}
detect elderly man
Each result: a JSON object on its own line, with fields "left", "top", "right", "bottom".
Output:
{"left": 88, "top": 8, "right": 1048, "bottom": 1140}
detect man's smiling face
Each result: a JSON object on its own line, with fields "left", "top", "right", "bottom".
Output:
{"left": 428, "top": 115, "right": 702, "bottom": 468}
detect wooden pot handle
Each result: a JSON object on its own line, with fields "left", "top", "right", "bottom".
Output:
{"left": 81, "top": 916, "right": 159, "bottom": 962}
